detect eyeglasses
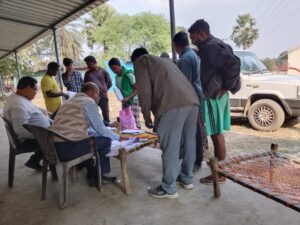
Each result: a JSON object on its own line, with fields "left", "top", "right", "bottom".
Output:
{"left": 31, "top": 86, "right": 38, "bottom": 92}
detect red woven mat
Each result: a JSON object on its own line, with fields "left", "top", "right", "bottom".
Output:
{"left": 218, "top": 154, "right": 300, "bottom": 207}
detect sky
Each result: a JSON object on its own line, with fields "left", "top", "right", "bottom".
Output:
{"left": 106, "top": 0, "right": 300, "bottom": 59}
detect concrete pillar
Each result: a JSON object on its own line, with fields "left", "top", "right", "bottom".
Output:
{"left": 52, "top": 28, "right": 63, "bottom": 91}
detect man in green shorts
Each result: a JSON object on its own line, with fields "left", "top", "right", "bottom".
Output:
{"left": 188, "top": 19, "right": 241, "bottom": 184}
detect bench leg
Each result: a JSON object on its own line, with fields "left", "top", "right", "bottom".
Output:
{"left": 209, "top": 157, "right": 220, "bottom": 198}
{"left": 120, "top": 149, "right": 131, "bottom": 194}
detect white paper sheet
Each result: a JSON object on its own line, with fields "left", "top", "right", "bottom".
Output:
{"left": 113, "top": 87, "right": 124, "bottom": 101}
{"left": 121, "top": 129, "right": 145, "bottom": 134}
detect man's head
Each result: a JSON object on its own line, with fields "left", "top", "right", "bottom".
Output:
{"left": 131, "top": 47, "right": 149, "bottom": 63}
{"left": 160, "top": 52, "right": 170, "bottom": 59}
{"left": 188, "top": 19, "right": 210, "bottom": 47}
{"left": 173, "top": 31, "right": 189, "bottom": 54}
{"left": 81, "top": 82, "right": 100, "bottom": 104}
{"left": 108, "top": 58, "right": 122, "bottom": 75}
{"left": 16, "top": 76, "right": 38, "bottom": 100}
{"left": 63, "top": 57, "right": 74, "bottom": 71}
{"left": 47, "top": 62, "right": 59, "bottom": 76}
{"left": 84, "top": 55, "right": 97, "bottom": 70}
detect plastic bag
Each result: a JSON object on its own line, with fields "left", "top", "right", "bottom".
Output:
{"left": 119, "top": 106, "right": 137, "bottom": 130}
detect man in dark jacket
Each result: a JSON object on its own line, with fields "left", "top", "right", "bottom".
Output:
{"left": 188, "top": 19, "right": 240, "bottom": 184}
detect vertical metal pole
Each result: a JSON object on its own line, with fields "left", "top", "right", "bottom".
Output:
{"left": 169, "top": 0, "right": 177, "bottom": 61}
{"left": 0, "top": 74, "right": 5, "bottom": 103}
{"left": 52, "top": 27, "right": 63, "bottom": 91}
{"left": 14, "top": 51, "right": 21, "bottom": 80}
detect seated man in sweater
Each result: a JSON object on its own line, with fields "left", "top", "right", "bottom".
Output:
{"left": 3, "top": 76, "right": 51, "bottom": 170}
{"left": 51, "top": 82, "right": 119, "bottom": 186}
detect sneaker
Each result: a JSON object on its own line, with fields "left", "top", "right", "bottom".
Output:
{"left": 176, "top": 177, "right": 194, "bottom": 190}
{"left": 200, "top": 175, "right": 226, "bottom": 185}
{"left": 193, "top": 164, "right": 201, "bottom": 173}
{"left": 148, "top": 185, "right": 179, "bottom": 199}
{"left": 101, "top": 175, "right": 117, "bottom": 184}
{"left": 25, "top": 160, "right": 42, "bottom": 171}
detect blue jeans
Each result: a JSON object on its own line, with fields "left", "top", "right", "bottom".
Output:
{"left": 55, "top": 136, "right": 111, "bottom": 174}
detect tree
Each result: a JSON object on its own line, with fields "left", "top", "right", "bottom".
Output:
{"left": 84, "top": 4, "right": 116, "bottom": 49}
{"left": 94, "top": 12, "right": 171, "bottom": 61}
{"left": 261, "top": 57, "right": 278, "bottom": 71}
{"left": 230, "top": 14, "right": 259, "bottom": 50}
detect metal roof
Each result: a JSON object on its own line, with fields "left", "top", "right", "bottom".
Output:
{"left": 0, "top": 0, "right": 107, "bottom": 60}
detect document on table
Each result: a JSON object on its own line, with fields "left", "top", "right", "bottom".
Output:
{"left": 106, "top": 138, "right": 141, "bottom": 157}
{"left": 121, "top": 129, "right": 145, "bottom": 134}
{"left": 113, "top": 87, "right": 124, "bottom": 101}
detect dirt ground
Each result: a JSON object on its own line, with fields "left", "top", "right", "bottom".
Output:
{"left": 2, "top": 91, "right": 300, "bottom": 160}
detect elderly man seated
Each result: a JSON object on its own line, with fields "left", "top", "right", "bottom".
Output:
{"left": 51, "top": 82, "right": 119, "bottom": 186}
{"left": 3, "top": 76, "right": 51, "bottom": 170}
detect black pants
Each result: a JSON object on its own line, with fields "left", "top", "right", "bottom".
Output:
{"left": 195, "top": 110, "right": 205, "bottom": 166}
{"left": 98, "top": 97, "right": 110, "bottom": 123}
{"left": 55, "top": 136, "right": 112, "bottom": 174}
{"left": 21, "top": 139, "right": 43, "bottom": 163}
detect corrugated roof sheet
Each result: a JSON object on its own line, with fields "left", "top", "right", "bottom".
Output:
{"left": 0, "top": 0, "right": 107, "bottom": 60}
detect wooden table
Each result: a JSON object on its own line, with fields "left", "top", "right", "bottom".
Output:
{"left": 114, "top": 138, "right": 159, "bottom": 194}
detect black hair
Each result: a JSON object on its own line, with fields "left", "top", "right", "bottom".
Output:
{"left": 84, "top": 55, "right": 97, "bottom": 64}
{"left": 108, "top": 58, "right": 121, "bottom": 67}
{"left": 173, "top": 31, "right": 189, "bottom": 47}
{"left": 17, "top": 76, "right": 37, "bottom": 90}
{"left": 131, "top": 48, "right": 149, "bottom": 63}
{"left": 63, "top": 57, "right": 73, "bottom": 66}
{"left": 46, "top": 62, "right": 59, "bottom": 75}
{"left": 188, "top": 19, "right": 210, "bottom": 34}
{"left": 160, "top": 52, "right": 170, "bottom": 58}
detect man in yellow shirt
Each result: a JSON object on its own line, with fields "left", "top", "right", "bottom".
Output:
{"left": 41, "top": 62, "right": 68, "bottom": 113}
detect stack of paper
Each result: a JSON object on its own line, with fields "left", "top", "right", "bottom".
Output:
{"left": 121, "top": 129, "right": 145, "bottom": 134}
{"left": 106, "top": 138, "right": 142, "bottom": 157}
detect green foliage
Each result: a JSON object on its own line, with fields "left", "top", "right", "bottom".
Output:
{"left": 261, "top": 57, "right": 278, "bottom": 71}
{"left": 230, "top": 14, "right": 259, "bottom": 50}
{"left": 84, "top": 4, "right": 116, "bottom": 48}
{"left": 0, "top": 57, "right": 16, "bottom": 77}
{"left": 94, "top": 12, "right": 171, "bottom": 61}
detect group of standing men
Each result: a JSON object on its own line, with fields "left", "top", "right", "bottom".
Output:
{"left": 3, "top": 19, "right": 240, "bottom": 197}
{"left": 131, "top": 19, "right": 240, "bottom": 198}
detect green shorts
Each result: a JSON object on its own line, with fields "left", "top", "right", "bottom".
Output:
{"left": 203, "top": 92, "right": 231, "bottom": 136}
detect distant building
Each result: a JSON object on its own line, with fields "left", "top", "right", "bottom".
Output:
{"left": 278, "top": 45, "right": 300, "bottom": 75}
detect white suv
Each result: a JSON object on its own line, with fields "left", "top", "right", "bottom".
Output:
{"left": 231, "top": 51, "right": 300, "bottom": 131}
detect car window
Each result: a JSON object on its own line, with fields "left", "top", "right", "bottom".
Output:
{"left": 235, "top": 51, "right": 269, "bottom": 75}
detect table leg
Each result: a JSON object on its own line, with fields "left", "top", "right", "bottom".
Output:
{"left": 209, "top": 157, "right": 220, "bottom": 198}
{"left": 120, "top": 149, "right": 131, "bottom": 194}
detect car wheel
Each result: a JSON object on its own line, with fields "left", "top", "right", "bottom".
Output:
{"left": 248, "top": 99, "right": 285, "bottom": 132}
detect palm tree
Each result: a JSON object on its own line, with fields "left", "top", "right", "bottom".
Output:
{"left": 230, "top": 14, "right": 259, "bottom": 50}
{"left": 57, "top": 24, "right": 84, "bottom": 61}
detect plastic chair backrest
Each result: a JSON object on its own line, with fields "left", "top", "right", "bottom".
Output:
{"left": 0, "top": 114, "right": 22, "bottom": 150}
{"left": 23, "top": 124, "right": 59, "bottom": 164}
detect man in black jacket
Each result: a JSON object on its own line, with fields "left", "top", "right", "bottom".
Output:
{"left": 188, "top": 19, "right": 240, "bottom": 184}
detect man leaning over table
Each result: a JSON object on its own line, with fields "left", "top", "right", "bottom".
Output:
{"left": 51, "top": 82, "right": 120, "bottom": 187}
{"left": 131, "top": 48, "right": 199, "bottom": 199}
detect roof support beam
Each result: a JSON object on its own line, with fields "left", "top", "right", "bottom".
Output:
{"left": 169, "top": 0, "right": 177, "bottom": 61}
{"left": 0, "top": 16, "right": 50, "bottom": 28}
{"left": 0, "top": 48, "right": 11, "bottom": 52}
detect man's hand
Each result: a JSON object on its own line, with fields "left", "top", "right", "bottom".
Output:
{"left": 108, "top": 121, "right": 119, "bottom": 127}
{"left": 145, "top": 117, "right": 153, "bottom": 128}
{"left": 62, "top": 92, "right": 69, "bottom": 100}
